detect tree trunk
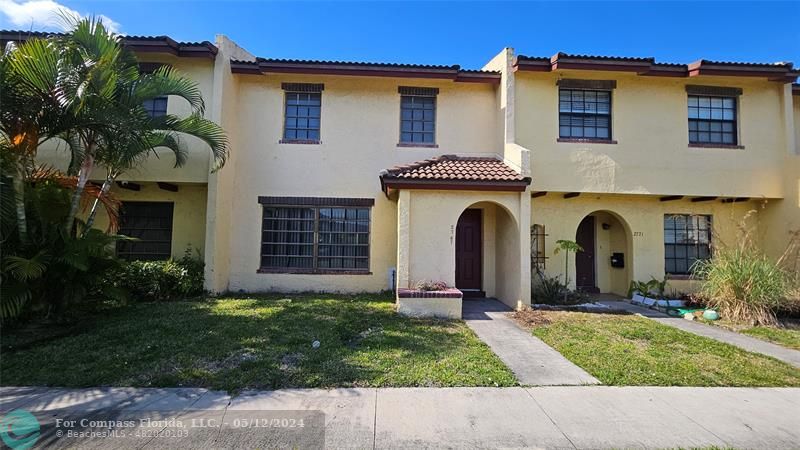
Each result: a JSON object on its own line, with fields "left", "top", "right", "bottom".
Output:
{"left": 83, "top": 175, "right": 112, "bottom": 233}
{"left": 563, "top": 251, "right": 569, "bottom": 303}
{"left": 11, "top": 168, "right": 28, "bottom": 244}
{"left": 64, "top": 152, "right": 94, "bottom": 235}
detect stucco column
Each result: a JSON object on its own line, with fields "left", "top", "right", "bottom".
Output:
{"left": 518, "top": 189, "right": 532, "bottom": 308}
{"left": 397, "top": 190, "right": 411, "bottom": 290}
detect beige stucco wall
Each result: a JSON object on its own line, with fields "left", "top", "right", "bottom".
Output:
{"left": 532, "top": 194, "right": 755, "bottom": 297}
{"left": 515, "top": 71, "right": 789, "bottom": 198}
{"left": 759, "top": 155, "right": 800, "bottom": 263}
{"left": 215, "top": 70, "right": 502, "bottom": 293}
{"left": 88, "top": 182, "right": 208, "bottom": 259}
{"left": 794, "top": 95, "right": 800, "bottom": 155}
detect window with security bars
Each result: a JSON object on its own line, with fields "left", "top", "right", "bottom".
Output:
{"left": 116, "top": 202, "right": 174, "bottom": 260}
{"left": 143, "top": 96, "right": 168, "bottom": 118}
{"left": 400, "top": 95, "right": 436, "bottom": 144}
{"left": 664, "top": 214, "right": 712, "bottom": 275}
{"left": 688, "top": 95, "right": 737, "bottom": 145}
{"left": 531, "top": 224, "right": 547, "bottom": 270}
{"left": 559, "top": 89, "right": 611, "bottom": 140}
{"left": 261, "top": 206, "right": 370, "bottom": 271}
{"left": 283, "top": 92, "right": 321, "bottom": 141}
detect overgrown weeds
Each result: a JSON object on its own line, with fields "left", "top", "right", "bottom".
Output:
{"left": 693, "top": 210, "right": 795, "bottom": 326}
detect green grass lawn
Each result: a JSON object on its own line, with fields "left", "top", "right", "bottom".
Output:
{"left": 1, "top": 294, "right": 516, "bottom": 391}
{"left": 521, "top": 311, "right": 800, "bottom": 387}
{"left": 707, "top": 320, "right": 800, "bottom": 350}
{"left": 739, "top": 326, "right": 800, "bottom": 350}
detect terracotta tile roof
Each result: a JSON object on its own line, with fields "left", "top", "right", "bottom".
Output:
{"left": 232, "top": 57, "right": 500, "bottom": 83}
{"left": 0, "top": 30, "right": 217, "bottom": 57}
{"left": 514, "top": 51, "right": 797, "bottom": 82}
{"left": 380, "top": 155, "right": 530, "bottom": 192}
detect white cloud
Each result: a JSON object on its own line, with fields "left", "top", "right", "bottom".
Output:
{"left": 0, "top": 0, "right": 120, "bottom": 33}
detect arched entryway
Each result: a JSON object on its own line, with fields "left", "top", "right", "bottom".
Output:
{"left": 574, "top": 210, "right": 632, "bottom": 296}
{"left": 455, "top": 201, "right": 520, "bottom": 304}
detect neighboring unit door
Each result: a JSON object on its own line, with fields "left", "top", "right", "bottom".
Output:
{"left": 455, "top": 209, "right": 482, "bottom": 290}
{"left": 575, "top": 216, "right": 598, "bottom": 292}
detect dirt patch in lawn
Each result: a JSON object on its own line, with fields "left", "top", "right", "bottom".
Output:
{"left": 509, "top": 308, "right": 552, "bottom": 327}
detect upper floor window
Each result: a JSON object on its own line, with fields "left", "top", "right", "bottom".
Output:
{"left": 664, "top": 214, "right": 712, "bottom": 275}
{"left": 399, "top": 86, "right": 437, "bottom": 145}
{"left": 559, "top": 89, "right": 611, "bottom": 140}
{"left": 282, "top": 83, "right": 323, "bottom": 143}
{"left": 688, "top": 95, "right": 737, "bottom": 145}
{"left": 686, "top": 85, "right": 741, "bottom": 147}
{"left": 143, "top": 96, "right": 168, "bottom": 118}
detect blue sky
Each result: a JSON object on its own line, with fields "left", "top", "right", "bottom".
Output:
{"left": 1, "top": 1, "right": 798, "bottom": 68}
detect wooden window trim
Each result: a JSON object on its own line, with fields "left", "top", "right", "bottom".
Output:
{"left": 688, "top": 143, "right": 744, "bottom": 150}
{"left": 557, "top": 138, "right": 618, "bottom": 145}
{"left": 281, "top": 82, "right": 324, "bottom": 93}
{"left": 398, "top": 86, "right": 439, "bottom": 96}
{"left": 557, "top": 79, "right": 617, "bottom": 90}
{"left": 258, "top": 197, "right": 375, "bottom": 207}
{"left": 397, "top": 142, "right": 439, "bottom": 148}
{"left": 685, "top": 85, "right": 742, "bottom": 97}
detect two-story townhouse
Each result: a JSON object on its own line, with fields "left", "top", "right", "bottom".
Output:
{"left": 5, "top": 30, "right": 798, "bottom": 310}
{"left": 488, "top": 50, "right": 800, "bottom": 299}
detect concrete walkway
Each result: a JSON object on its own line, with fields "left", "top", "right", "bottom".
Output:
{"left": 600, "top": 300, "right": 800, "bottom": 368}
{"left": 462, "top": 299, "right": 599, "bottom": 385}
{"left": 2, "top": 386, "right": 799, "bottom": 449}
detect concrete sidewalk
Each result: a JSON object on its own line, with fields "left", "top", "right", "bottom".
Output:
{"left": 463, "top": 298, "right": 599, "bottom": 385}
{"left": 3, "top": 385, "right": 799, "bottom": 449}
{"left": 600, "top": 300, "right": 800, "bottom": 368}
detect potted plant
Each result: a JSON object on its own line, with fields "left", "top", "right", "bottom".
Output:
{"left": 629, "top": 276, "right": 686, "bottom": 309}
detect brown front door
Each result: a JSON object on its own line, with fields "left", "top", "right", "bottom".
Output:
{"left": 456, "top": 209, "right": 482, "bottom": 291}
{"left": 575, "top": 216, "right": 598, "bottom": 292}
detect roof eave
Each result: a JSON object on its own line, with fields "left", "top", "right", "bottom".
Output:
{"left": 513, "top": 52, "right": 797, "bottom": 82}
{"left": 380, "top": 178, "right": 531, "bottom": 193}
{"left": 233, "top": 60, "right": 500, "bottom": 83}
{"left": 0, "top": 31, "right": 217, "bottom": 58}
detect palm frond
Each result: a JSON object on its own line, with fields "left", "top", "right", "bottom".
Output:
{"left": 132, "top": 66, "right": 205, "bottom": 114}
{"left": 160, "top": 114, "right": 229, "bottom": 171}
{"left": 4, "top": 251, "right": 50, "bottom": 281}
{"left": 147, "top": 132, "right": 187, "bottom": 168}
{"left": 0, "top": 281, "right": 31, "bottom": 321}
{"left": 6, "top": 38, "right": 61, "bottom": 99}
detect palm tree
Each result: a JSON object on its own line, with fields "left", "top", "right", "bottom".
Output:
{"left": 83, "top": 65, "right": 228, "bottom": 230}
{"left": 554, "top": 239, "right": 584, "bottom": 302}
{"left": 0, "top": 35, "right": 72, "bottom": 243}
{"left": 57, "top": 18, "right": 143, "bottom": 234}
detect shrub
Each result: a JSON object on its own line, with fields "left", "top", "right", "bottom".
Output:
{"left": 532, "top": 272, "right": 587, "bottom": 305}
{"left": 414, "top": 280, "right": 448, "bottom": 291}
{"left": 0, "top": 178, "right": 125, "bottom": 322}
{"left": 693, "top": 246, "right": 790, "bottom": 326}
{"left": 111, "top": 254, "right": 205, "bottom": 302}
